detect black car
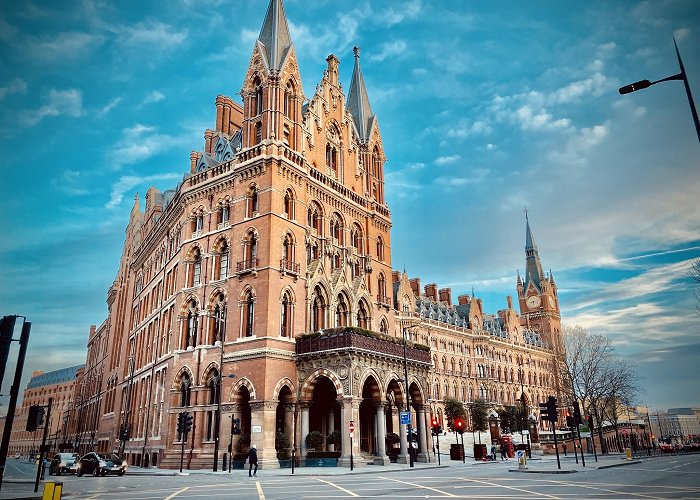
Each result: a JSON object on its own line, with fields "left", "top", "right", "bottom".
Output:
{"left": 76, "top": 452, "right": 127, "bottom": 477}
{"left": 48, "top": 453, "right": 79, "bottom": 475}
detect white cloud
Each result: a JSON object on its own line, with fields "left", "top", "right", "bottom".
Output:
{"left": 447, "top": 119, "right": 492, "bottom": 139}
{"left": 0, "top": 78, "right": 27, "bottom": 101}
{"left": 20, "top": 88, "right": 84, "bottom": 127}
{"left": 27, "top": 32, "right": 102, "bottom": 60}
{"left": 376, "top": 0, "right": 422, "bottom": 26}
{"left": 673, "top": 28, "right": 690, "bottom": 41}
{"left": 548, "top": 72, "right": 609, "bottom": 105}
{"left": 434, "top": 155, "right": 460, "bottom": 165}
{"left": 106, "top": 173, "right": 181, "bottom": 209}
{"left": 141, "top": 91, "right": 165, "bottom": 106}
{"left": 368, "top": 40, "right": 407, "bottom": 62}
{"left": 99, "top": 97, "right": 122, "bottom": 116}
{"left": 120, "top": 21, "right": 187, "bottom": 48}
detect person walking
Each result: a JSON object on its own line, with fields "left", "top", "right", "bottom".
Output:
{"left": 248, "top": 444, "right": 258, "bottom": 477}
{"left": 501, "top": 444, "right": 508, "bottom": 461}
{"left": 491, "top": 444, "right": 497, "bottom": 461}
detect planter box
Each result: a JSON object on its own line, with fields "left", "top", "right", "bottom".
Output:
{"left": 278, "top": 459, "right": 292, "bottom": 469}
{"left": 232, "top": 460, "right": 246, "bottom": 469}
{"left": 450, "top": 443, "right": 465, "bottom": 461}
{"left": 305, "top": 457, "right": 337, "bottom": 467}
{"left": 473, "top": 443, "right": 487, "bottom": 460}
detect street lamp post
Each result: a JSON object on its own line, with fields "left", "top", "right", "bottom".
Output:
{"left": 619, "top": 38, "right": 700, "bottom": 143}
{"left": 213, "top": 304, "right": 226, "bottom": 472}
{"left": 518, "top": 360, "right": 530, "bottom": 458}
{"left": 402, "top": 325, "right": 418, "bottom": 467}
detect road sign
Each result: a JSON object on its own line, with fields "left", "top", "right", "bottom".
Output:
{"left": 349, "top": 421, "right": 355, "bottom": 433}
{"left": 400, "top": 411, "right": 411, "bottom": 425}
{"left": 251, "top": 425, "right": 262, "bottom": 433}
{"left": 349, "top": 431, "right": 354, "bottom": 439}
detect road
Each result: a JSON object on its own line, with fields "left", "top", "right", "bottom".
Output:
{"left": 1, "top": 454, "right": 699, "bottom": 499}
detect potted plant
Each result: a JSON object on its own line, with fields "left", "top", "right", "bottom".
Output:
{"left": 386, "top": 432, "right": 400, "bottom": 462}
{"left": 326, "top": 430, "right": 341, "bottom": 450}
{"left": 232, "top": 433, "right": 250, "bottom": 469}
{"left": 276, "top": 431, "right": 291, "bottom": 468}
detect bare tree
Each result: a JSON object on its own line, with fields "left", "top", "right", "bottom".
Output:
{"left": 690, "top": 258, "right": 700, "bottom": 315}
{"left": 562, "top": 325, "right": 639, "bottom": 454}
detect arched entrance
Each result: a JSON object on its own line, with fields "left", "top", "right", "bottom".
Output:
{"left": 359, "top": 376, "right": 381, "bottom": 455}
{"left": 308, "top": 377, "right": 340, "bottom": 451}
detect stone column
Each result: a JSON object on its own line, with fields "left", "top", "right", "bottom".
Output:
{"left": 338, "top": 397, "right": 363, "bottom": 468}
{"left": 300, "top": 403, "right": 310, "bottom": 459}
{"left": 327, "top": 411, "right": 335, "bottom": 451}
{"left": 373, "top": 402, "right": 389, "bottom": 465}
{"left": 416, "top": 405, "right": 429, "bottom": 463}
{"left": 250, "top": 401, "right": 280, "bottom": 469}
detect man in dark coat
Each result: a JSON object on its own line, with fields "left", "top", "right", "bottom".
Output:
{"left": 248, "top": 444, "right": 258, "bottom": 477}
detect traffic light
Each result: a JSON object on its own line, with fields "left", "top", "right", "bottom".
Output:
{"left": 177, "top": 412, "right": 186, "bottom": 434}
{"left": 572, "top": 401, "right": 582, "bottom": 425}
{"left": 119, "top": 424, "right": 130, "bottom": 441}
{"left": 539, "top": 401, "right": 549, "bottom": 421}
{"left": 565, "top": 411, "right": 574, "bottom": 429}
{"left": 26, "top": 405, "right": 44, "bottom": 432}
{"left": 184, "top": 412, "right": 193, "bottom": 433}
{"left": 454, "top": 417, "right": 465, "bottom": 434}
{"left": 0, "top": 316, "right": 16, "bottom": 383}
{"left": 431, "top": 417, "right": 442, "bottom": 436}
{"left": 546, "top": 395, "right": 558, "bottom": 423}
{"left": 232, "top": 417, "right": 241, "bottom": 435}
{"left": 586, "top": 414, "right": 594, "bottom": 430}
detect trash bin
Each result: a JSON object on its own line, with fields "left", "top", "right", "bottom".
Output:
{"left": 450, "top": 444, "right": 464, "bottom": 461}
{"left": 473, "top": 443, "right": 487, "bottom": 460}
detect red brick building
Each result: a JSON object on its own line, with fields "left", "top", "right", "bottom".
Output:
{"left": 65, "top": 0, "right": 564, "bottom": 470}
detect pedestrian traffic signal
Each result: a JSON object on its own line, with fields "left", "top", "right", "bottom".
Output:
{"left": 232, "top": 417, "right": 241, "bottom": 435}
{"left": 454, "top": 417, "right": 465, "bottom": 434}
{"left": 539, "top": 401, "right": 549, "bottom": 420}
{"left": 572, "top": 401, "right": 582, "bottom": 425}
{"left": 565, "top": 411, "right": 575, "bottom": 429}
{"left": 546, "top": 395, "right": 558, "bottom": 423}
{"left": 184, "top": 412, "right": 193, "bottom": 433}
{"left": 119, "top": 424, "right": 130, "bottom": 441}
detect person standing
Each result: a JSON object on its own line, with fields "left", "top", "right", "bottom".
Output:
{"left": 248, "top": 444, "right": 258, "bottom": 477}
{"left": 491, "top": 444, "right": 497, "bottom": 461}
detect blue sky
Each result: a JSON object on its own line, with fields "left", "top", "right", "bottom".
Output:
{"left": 0, "top": 0, "right": 699, "bottom": 411}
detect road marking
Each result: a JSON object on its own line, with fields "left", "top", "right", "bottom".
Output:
{"left": 315, "top": 478, "right": 359, "bottom": 497}
{"left": 461, "top": 478, "right": 561, "bottom": 499}
{"left": 256, "top": 480, "right": 265, "bottom": 500}
{"left": 164, "top": 487, "right": 190, "bottom": 499}
{"left": 379, "top": 476, "right": 456, "bottom": 497}
{"left": 553, "top": 480, "right": 664, "bottom": 499}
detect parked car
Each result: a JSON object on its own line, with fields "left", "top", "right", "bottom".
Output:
{"left": 49, "top": 453, "right": 79, "bottom": 476}
{"left": 76, "top": 452, "right": 126, "bottom": 477}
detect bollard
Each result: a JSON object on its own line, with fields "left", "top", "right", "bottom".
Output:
{"left": 517, "top": 450, "right": 528, "bottom": 470}
{"left": 625, "top": 447, "right": 632, "bottom": 460}
{"left": 42, "top": 481, "right": 62, "bottom": 500}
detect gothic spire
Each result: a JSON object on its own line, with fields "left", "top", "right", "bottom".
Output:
{"left": 347, "top": 46, "right": 375, "bottom": 142}
{"left": 257, "top": 0, "right": 293, "bottom": 73}
{"left": 524, "top": 213, "right": 545, "bottom": 292}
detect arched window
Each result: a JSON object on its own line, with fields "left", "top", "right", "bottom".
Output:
{"left": 378, "top": 273, "right": 387, "bottom": 303}
{"left": 207, "top": 369, "right": 219, "bottom": 405}
{"left": 192, "top": 212, "right": 204, "bottom": 235}
{"left": 284, "top": 81, "right": 294, "bottom": 118}
{"left": 179, "top": 373, "right": 191, "bottom": 407}
{"left": 213, "top": 294, "right": 226, "bottom": 344}
{"left": 307, "top": 202, "right": 322, "bottom": 234}
{"left": 379, "top": 318, "right": 388, "bottom": 334}
{"left": 216, "top": 241, "right": 229, "bottom": 280}
{"left": 191, "top": 248, "right": 202, "bottom": 286}
{"left": 219, "top": 204, "right": 230, "bottom": 225}
{"left": 376, "top": 236, "right": 384, "bottom": 261}
{"left": 242, "top": 290, "right": 254, "bottom": 337}
{"left": 244, "top": 232, "right": 258, "bottom": 269}
{"left": 185, "top": 300, "right": 198, "bottom": 348}
{"left": 284, "top": 190, "right": 294, "bottom": 219}
{"left": 329, "top": 214, "right": 343, "bottom": 243}
{"left": 356, "top": 301, "right": 368, "bottom": 329}
{"left": 281, "top": 292, "right": 292, "bottom": 337}
{"left": 246, "top": 186, "right": 259, "bottom": 217}
{"left": 325, "top": 144, "right": 338, "bottom": 176}
{"left": 352, "top": 225, "right": 363, "bottom": 254}
{"left": 335, "top": 294, "right": 348, "bottom": 327}
{"left": 311, "top": 286, "right": 326, "bottom": 332}
{"left": 255, "top": 122, "right": 262, "bottom": 144}
{"left": 254, "top": 78, "right": 263, "bottom": 116}
{"left": 282, "top": 234, "right": 293, "bottom": 265}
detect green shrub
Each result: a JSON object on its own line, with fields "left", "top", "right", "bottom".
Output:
{"left": 326, "top": 429, "right": 341, "bottom": 447}
{"left": 306, "top": 431, "right": 324, "bottom": 450}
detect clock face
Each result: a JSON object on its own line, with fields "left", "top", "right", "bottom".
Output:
{"left": 548, "top": 295, "right": 556, "bottom": 308}
{"left": 526, "top": 296, "right": 541, "bottom": 309}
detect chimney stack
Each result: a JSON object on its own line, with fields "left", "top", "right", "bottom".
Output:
{"left": 409, "top": 278, "right": 421, "bottom": 297}
{"left": 424, "top": 283, "right": 438, "bottom": 302}
{"left": 438, "top": 288, "right": 452, "bottom": 306}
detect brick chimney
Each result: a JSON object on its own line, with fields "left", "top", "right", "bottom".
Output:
{"left": 409, "top": 278, "right": 421, "bottom": 297}
{"left": 458, "top": 294, "right": 471, "bottom": 305}
{"left": 392, "top": 271, "right": 401, "bottom": 283}
{"left": 438, "top": 288, "right": 452, "bottom": 306}
{"left": 424, "top": 283, "right": 438, "bottom": 302}
{"left": 506, "top": 295, "right": 513, "bottom": 309}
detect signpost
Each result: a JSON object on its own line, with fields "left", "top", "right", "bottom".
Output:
{"left": 399, "top": 412, "right": 410, "bottom": 425}
{"left": 349, "top": 421, "right": 355, "bottom": 471}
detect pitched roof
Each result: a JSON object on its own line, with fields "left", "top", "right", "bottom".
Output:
{"left": 257, "top": 0, "right": 293, "bottom": 73}
{"left": 347, "top": 46, "right": 375, "bottom": 142}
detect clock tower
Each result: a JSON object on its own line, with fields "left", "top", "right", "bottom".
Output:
{"left": 517, "top": 214, "right": 561, "bottom": 348}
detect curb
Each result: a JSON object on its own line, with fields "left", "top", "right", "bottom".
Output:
{"left": 509, "top": 468, "right": 578, "bottom": 474}
{"left": 596, "top": 460, "right": 641, "bottom": 470}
